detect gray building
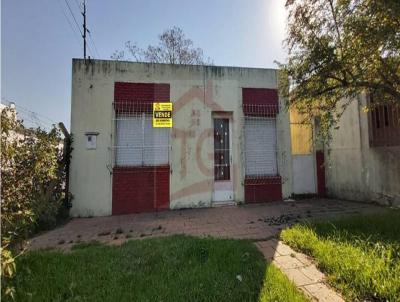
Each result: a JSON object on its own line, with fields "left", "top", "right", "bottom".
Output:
{"left": 325, "top": 95, "right": 400, "bottom": 206}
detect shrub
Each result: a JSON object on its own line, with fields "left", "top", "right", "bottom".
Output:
{"left": 1, "top": 107, "right": 71, "bottom": 298}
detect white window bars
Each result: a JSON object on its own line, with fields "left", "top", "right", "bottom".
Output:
{"left": 243, "top": 104, "right": 279, "bottom": 178}
{"left": 112, "top": 101, "right": 170, "bottom": 167}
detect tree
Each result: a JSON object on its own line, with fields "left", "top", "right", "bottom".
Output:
{"left": 111, "top": 26, "right": 212, "bottom": 65}
{"left": 280, "top": 0, "right": 400, "bottom": 139}
{"left": 1, "top": 107, "right": 70, "bottom": 298}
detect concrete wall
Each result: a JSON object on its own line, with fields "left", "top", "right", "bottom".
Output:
{"left": 326, "top": 95, "right": 400, "bottom": 206}
{"left": 70, "top": 59, "right": 292, "bottom": 216}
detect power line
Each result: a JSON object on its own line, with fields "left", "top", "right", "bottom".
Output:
{"left": 63, "top": 0, "right": 83, "bottom": 36}
{"left": 86, "top": 41, "right": 95, "bottom": 59}
{"left": 17, "top": 112, "right": 53, "bottom": 129}
{"left": 58, "top": 0, "right": 82, "bottom": 47}
{"left": 81, "top": 0, "right": 96, "bottom": 59}
{"left": 14, "top": 104, "right": 56, "bottom": 124}
{"left": 88, "top": 30, "right": 101, "bottom": 58}
{"left": 2, "top": 98, "right": 57, "bottom": 127}
{"left": 59, "top": 0, "right": 96, "bottom": 59}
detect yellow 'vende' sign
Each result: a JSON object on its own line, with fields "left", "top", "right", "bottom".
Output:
{"left": 153, "top": 102, "right": 173, "bottom": 128}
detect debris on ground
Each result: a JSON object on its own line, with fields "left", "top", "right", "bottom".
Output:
{"left": 152, "top": 225, "right": 162, "bottom": 231}
{"left": 97, "top": 231, "right": 111, "bottom": 236}
{"left": 259, "top": 214, "right": 303, "bottom": 226}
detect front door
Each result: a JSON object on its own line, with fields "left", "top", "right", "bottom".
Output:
{"left": 212, "top": 116, "right": 234, "bottom": 202}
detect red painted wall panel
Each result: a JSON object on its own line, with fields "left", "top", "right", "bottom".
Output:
{"left": 114, "top": 82, "right": 170, "bottom": 102}
{"left": 114, "top": 82, "right": 170, "bottom": 113}
{"left": 244, "top": 176, "right": 283, "bottom": 203}
{"left": 242, "top": 88, "right": 282, "bottom": 202}
{"left": 242, "top": 88, "right": 279, "bottom": 117}
{"left": 316, "top": 151, "right": 326, "bottom": 197}
{"left": 112, "top": 166, "right": 170, "bottom": 215}
{"left": 112, "top": 82, "right": 171, "bottom": 214}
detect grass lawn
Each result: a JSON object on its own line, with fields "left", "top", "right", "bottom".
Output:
{"left": 281, "top": 210, "right": 400, "bottom": 301}
{"left": 8, "top": 235, "right": 308, "bottom": 302}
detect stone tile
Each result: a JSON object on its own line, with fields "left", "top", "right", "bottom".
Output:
{"left": 28, "top": 199, "right": 384, "bottom": 251}
{"left": 273, "top": 255, "right": 305, "bottom": 269}
{"left": 283, "top": 268, "right": 315, "bottom": 286}
{"left": 303, "top": 283, "right": 345, "bottom": 302}
{"left": 256, "top": 239, "right": 344, "bottom": 302}
{"left": 257, "top": 245, "right": 277, "bottom": 260}
{"left": 300, "top": 265, "right": 325, "bottom": 283}
{"left": 275, "top": 241, "right": 294, "bottom": 256}
{"left": 294, "top": 252, "right": 313, "bottom": 266}
{"left": 256, "top": 240, "right": 274, "bottom": 248}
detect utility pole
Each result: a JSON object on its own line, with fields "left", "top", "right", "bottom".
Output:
{"left": 82, "top": 0, "right": 87, "bottom": 60}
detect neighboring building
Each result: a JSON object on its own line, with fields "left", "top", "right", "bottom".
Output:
{"left": 325, "top": 95, "right": 400, "bottom": 206}
{"left": 70, "top": 59, "right": 296, "bottom": 217}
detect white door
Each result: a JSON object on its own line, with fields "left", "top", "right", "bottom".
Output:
{"left": 292, "top": 154, "right": 316, "bottom": 194}
{"left": 212, "top": 116, "right": 234, "bottom": 202}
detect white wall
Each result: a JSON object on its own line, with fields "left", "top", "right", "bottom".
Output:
{"left": 326, "top": 95, "right": 400, "bottom": 206}
{"left": 70, "top": 60, "right": 292, "bottom": 216}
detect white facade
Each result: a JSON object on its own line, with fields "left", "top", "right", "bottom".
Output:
{"left": 70, "top": 59, "right": 293, "bottom": 217}
{"left": 325, "top": 95, "right": 400, "bottom": 206}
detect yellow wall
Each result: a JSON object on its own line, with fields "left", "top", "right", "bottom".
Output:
{"left": 290, "top": 109, "right": 313, "bottom": 155}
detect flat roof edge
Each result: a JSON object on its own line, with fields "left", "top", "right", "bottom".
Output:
{"left": 71, "top": 58, "right": 279, "bottom": 72}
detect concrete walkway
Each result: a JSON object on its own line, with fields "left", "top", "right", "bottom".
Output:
{"left": 29, "top": 198, "right": 382, "bottom": 250}
{"left": 256, "top": 240, "right": 344, "bottom": 302}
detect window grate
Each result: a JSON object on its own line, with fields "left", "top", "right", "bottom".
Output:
{"left": 244, "top": 116, "right": 278, "bottom": 178}
{"left": 112, "top": 101, "right": 170, "bottom": 167}
{"left": 368, "top": 96, "right": 400, "bottom": 147}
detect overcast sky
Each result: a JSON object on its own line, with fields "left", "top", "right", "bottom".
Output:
{"left": 1, "top": 0, "right": 287, "bottom": 129}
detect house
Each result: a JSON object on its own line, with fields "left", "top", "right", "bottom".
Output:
{"left": 324, "top": 95, "right": 400, "bottom": 206}
{"left": 69, "top": 59, "right": 301, "bottom": 217}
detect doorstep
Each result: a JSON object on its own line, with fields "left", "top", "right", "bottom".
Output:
{"left": 212, "top": 201, "right": 237, "bottom": 207}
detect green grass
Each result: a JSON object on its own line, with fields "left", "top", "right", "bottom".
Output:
{"left": 8, "top": 235, "right": 308, "bottom": 302}
{"left": 281, "top": 210, "right": 400, "bottom": 301}
{"left": 259, "top": 265, "right": 309, "bottom": 302}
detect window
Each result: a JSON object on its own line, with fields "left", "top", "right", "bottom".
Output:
{"left": 214, "top": 118, "right": 230, "bottom": 181}
{"left": 115, "top": 113, "right": 169, "bottom": 166}
{"left": 244, "top": 117, "right": 278, "bottom": 176}
{"left": 369, "top": 95, "right": 400, "bottom": 147}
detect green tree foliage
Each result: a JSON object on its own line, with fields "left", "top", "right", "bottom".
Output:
{"left": 280, "top": 0, "right": 400, "bottom": 139}
{"left": 1, "top": 107, "right": 71, "bottom": 298}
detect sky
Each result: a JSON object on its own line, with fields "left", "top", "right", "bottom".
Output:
{"left": 1, "top": 0, "right": 287, "bottom": 129}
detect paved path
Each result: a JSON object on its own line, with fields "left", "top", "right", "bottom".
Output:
{"left": 29, "top": 198, "right": 383, "bottom": 301}
{"left": 29, "top": 198, "right": 382, "bottom": 250}
{"left": 256, "top": 240, "right": 344, "bottom": 302}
